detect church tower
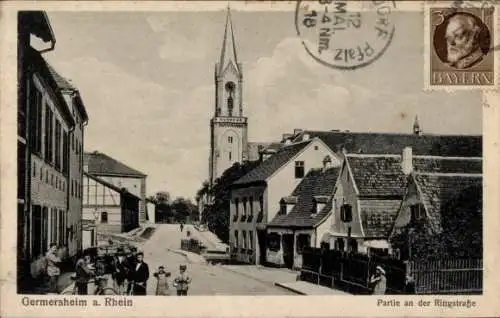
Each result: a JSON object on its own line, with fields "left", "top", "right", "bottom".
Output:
{"left": 209, "top": 7, "right": 248, "bottom": 186}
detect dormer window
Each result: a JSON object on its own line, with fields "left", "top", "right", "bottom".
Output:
{"left": 340, "top": 204, "right": 353, "bottom": 222}
{"left": 280, "top": 202, "right": 286, "bottom": 215}
{"left": 313, "top": 196, "right": 329, "bottom": 214}
{"left": 280, "top": 196, "right": 297, "bottom": 215}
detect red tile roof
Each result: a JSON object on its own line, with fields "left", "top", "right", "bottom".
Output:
{"left": 84, "top": 151, "right": 146, "bottom": 178}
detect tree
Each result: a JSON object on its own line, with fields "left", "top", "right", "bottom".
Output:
{"left": 199, "top": 161, "right": 260, "bottom": 243}
{"left": 171, "top": 197, "right": 199, "bottom": 223}
{"left": 195, "top": 180, "right": 210, "bottom": 205}
{"left": 149, "top": 191, "right": 199, "bottom": 224}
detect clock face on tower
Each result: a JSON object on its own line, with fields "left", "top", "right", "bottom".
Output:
{"left": 225, "top": 81, "right": 236, "bottom": 93}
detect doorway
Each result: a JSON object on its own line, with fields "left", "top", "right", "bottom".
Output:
{"left": 257, "top": 230, "right": 267, "bottom": 265}
{"left": 282, "top": 234, "right": 294, "bottom": 269}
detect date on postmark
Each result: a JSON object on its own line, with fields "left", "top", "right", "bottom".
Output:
{"left": 429, "top": 6, "right": 495, "bottom": 86}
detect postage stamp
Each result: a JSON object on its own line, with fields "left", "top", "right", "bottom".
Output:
{"left": 425, "top": 1, "right": 498, "bottom": 87}
{"left": 0, "top": 1, "right": 499, "bottom": 317}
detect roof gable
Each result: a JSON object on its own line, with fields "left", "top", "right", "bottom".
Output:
{"left": 268, "top": 166, "right": 341, "bottom": 228}
{"left": 413, "top": 173, "right": 482, "bottom": 233}
{"left": 234, "top": 140, "right": 312, "bottom": 185}
{"left": 84, "top": 151, "right": 146, "bottom": 177}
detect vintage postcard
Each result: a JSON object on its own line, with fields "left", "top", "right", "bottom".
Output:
{"left": 1, "top": 1, "right": 499, "bottom": 317}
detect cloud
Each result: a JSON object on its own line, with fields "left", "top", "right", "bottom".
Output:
{"left": 243, "top": 37, "right": 481, "bottom": 143}
{"left": 45, "top": 56, "right": 212, "bottom": 199}
{"left": 146, "top": 15, "right": 209, "bottom": 63}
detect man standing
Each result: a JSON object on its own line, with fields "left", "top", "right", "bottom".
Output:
{"left": 129, "top": 252, "right": 149, "bottom": 295}
{"left": 45, "top": 243, "right": 61, "bottom": 294}
{"left": 74, "top": 252, "right": 94, "bottom": 295}
{"left": 126, "top": 247, "right": 137, "bottom": 295}
{"left": 112, "top": 248, "right": 129, "bottom": 295}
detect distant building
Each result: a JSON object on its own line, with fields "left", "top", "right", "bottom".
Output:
{"left": 82, "top": 171, "right": 140, "bottom": 236}
{"left": 230, "top": 137, "right": 339, "bottom": 265}
{"left": 17, "top": 11, "right": 89, "bottom": 292}
{"left": 83, "top": 151, "right": 147, "bottom": 223}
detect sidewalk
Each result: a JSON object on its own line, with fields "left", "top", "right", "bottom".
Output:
{"left": 167, "top": 248, "right": 207, "bottom": 264}
{"left": 221, "top": 265, "right": 298, "bottom": 286}
{"left": 221, "top": 265, "right": 351, "bottom": 295}
{"left": 275, "top": 281, "right": 350, "bottom": 295}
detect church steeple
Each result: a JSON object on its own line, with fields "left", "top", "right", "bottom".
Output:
{"left": 218, "top": 6, "right": 241, "bottom": 76}
{"left": 209, "top": 6, "right": 248, "bottom": 186}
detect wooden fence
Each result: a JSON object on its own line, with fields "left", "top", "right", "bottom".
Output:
{"left": 300, "top": 247, "right": 482, "bottom": 294}
{"left": 408, "top": 258, "right": 482, "bottom": 294}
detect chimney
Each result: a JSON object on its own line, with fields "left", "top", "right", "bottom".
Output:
{"left": 282, "top": 133, "right": 293, "bottom": 142}
{"left": 293, "top": 128, "right": 303, "bottom": 135}
{"left": 302, "top": 133, "right": 310, "bottom": 141}
{"left": 402, "top": 147, "right": 413, "bottom": 175}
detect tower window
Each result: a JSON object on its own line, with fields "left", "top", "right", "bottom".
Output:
{"left": 229, "top": 152, "right": 232, "bottom": 161}
{"left": 228, "top": 136, "right": 233, "bottom": 143}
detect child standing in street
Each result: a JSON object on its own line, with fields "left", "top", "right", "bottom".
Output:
{"left": 173, "top": 265, "right": 191, "bottom": 296}
{"left": 153, "top": 265, "right": 171, "bottom": 296}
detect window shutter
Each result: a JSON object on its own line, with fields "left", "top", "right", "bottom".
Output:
{"left": 345, "top": 205, "right": 352, "bottom": 222}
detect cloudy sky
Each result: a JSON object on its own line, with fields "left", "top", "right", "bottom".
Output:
{"left": 43, "top": 9, "right": 482, "bottom": 201}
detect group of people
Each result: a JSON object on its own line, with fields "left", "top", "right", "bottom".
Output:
{"left": 73, "top": 246, "right": 192, "bottom": 296}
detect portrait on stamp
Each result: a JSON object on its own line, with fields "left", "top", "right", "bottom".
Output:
{"left": 11, "top": 2, "right": 484, "bottom": 303}
{"left": 430, "top": 7, "right": 495, "bottom": 85}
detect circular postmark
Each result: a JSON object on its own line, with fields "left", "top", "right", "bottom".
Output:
{"left": 295, "top": 0, "right": 396, "bottom": 70}
{"left": 432, "top": 11, "right": 491, "bottom": 70}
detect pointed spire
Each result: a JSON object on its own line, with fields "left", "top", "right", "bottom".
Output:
{"left": 413, "top": 115, "right": 422, "bottom": 135}
{"left": 219, "top": 5, "right": 239, "bottom": 74}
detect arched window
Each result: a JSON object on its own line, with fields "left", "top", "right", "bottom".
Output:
{"left": 101, "top": 211, "right": 108, "bottom": 224}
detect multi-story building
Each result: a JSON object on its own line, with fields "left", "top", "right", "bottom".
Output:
{"left": 17, "top": 11, "right": 89, "bottom": 292}
{"left": 83, "top": 151, "right": 147, "bottom": 223}
{"left": 230, "top": 137, "right": 339, "bottom": 265}
{"left": 48, "top": 64, "right": 89, "bottom": 257}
